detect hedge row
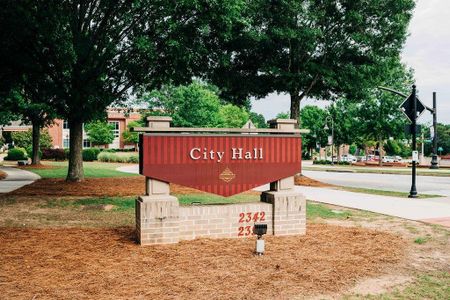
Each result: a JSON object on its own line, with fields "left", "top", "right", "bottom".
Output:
{"left": 97, "top": 152, "right": 138, "bottom": 163}
{"left": 40, "top": 147, "right": 137, "bottom": 163}
{"left": 313, "top": 160, "right": 351, "bottom": 165}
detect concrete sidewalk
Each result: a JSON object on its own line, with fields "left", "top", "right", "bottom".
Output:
{"left": 296, "top": 186, "right": 450, "bottom": 227}
{"left": 0, "top": 166, "right": 41, "bottom": 193}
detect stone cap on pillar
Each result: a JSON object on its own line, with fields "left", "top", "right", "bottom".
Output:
{"left": 146, "top": 116, "right": 172, "bottom": 128}
{"left": 268, "top": 118, "right": 297, "bottom": 130}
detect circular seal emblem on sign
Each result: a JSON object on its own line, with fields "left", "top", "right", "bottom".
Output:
{"left": 219, "top": 167, "right": 236, "bottom": 183}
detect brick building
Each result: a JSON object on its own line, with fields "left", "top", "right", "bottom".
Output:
{"left": 2, "top": 109, "right": 142, "bottom": 150}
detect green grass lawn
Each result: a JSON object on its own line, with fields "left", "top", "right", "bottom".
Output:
{"left": 28, "top": 161, "right": 139, "bottom": 178}
{"left": 344, "top": 272, "right": 450, "bottom": 299}
{"left": 303, "top": 165, "right": 450, "bottom": 177}
{"left": 335, "top": 186, "right": 444, "bottom": 199}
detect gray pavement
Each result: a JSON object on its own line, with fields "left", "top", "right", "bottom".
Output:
{"left": 303, "top": 170, "right": 450, "bottom": 196}
{"left": 0, "top": 166, "right": 41, "bottom": 193}
{"left": 296, "top": 186, "right": 450, "bottom": 221}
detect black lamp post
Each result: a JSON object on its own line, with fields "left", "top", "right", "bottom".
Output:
{"left": 324, "top": 116, "right": 334, "bottom": 165}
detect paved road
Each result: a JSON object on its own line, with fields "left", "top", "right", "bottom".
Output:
{"left": 303, "top": 170, "right": 450, "bottom": 196}
{"left": 0, "top": 166, "right": 41, "bottom": 193}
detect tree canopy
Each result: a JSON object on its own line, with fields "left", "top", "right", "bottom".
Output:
{"left": 85, "top": 121, "right": 115, "bottom": 146}
{"left": 208, "top": 0, "right": 415, "bottom": 120}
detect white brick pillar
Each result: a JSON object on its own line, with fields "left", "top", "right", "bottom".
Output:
{"left": 261, "top": 119, "right": 306, "bottom": 236}
{"left": 136, "top": 116, "right": 180, "bottom": 245}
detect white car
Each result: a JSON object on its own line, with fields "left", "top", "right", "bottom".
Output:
{"left": 382, "top": 156, "right": 395, "bottom": 163}
{"left": 341, "top": 154, "right": 357, "bottom": 163}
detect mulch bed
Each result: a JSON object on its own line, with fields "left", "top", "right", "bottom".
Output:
{"left": 7, "top": 177, "right": 259, "bottom": 197}
{"left": 0, "top": 170, "right": 6, "bottom": 180}
{"left": 0, "top": 224, "right": 405, "bottom": 299}
{"left": 295, "top": 174, "right": 333, "bottom": 187}
{"left": 17, "top": 164, "right": 59, "bottom": 170}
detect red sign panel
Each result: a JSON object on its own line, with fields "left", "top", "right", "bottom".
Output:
{"left": 140, "top": 134, "right": 301, "bottom": 197}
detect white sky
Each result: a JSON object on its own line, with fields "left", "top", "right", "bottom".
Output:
{"left": 251, "top": 0, "right": 450, "bottom": 124}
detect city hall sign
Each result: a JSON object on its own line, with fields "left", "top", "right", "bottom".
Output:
{"left": 139, "top": 134, "right": 302, "bottom": 197}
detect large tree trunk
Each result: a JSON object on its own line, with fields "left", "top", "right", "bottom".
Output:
{"left": 31, "top": 121, "right": 41, "bottom": 165}
{"left": 67, "top": 120, "right": 84, "bottom": 181}
{"left": 290, "top": 92, "right": 306, "bottom": 127}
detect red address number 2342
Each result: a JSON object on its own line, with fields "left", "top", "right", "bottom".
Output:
{"left": 238, "top": 212, "right": 265, "bottom": 236}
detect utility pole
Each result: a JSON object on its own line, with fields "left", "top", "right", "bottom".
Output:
{"left": 430, "top": 92, "right": 439, "bottom": 169}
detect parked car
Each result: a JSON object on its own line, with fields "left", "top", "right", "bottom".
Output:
{"left": 382, "top": 156, "right": 395, "bottom": 163}
{"left": 394, "top": 156, "right": 403, "bottom": 162}
{"left": 366, "top": 154, "right": 379, "bottom": 161}
{"left": 340, "top": 154, "right": 357, "bottom": 163}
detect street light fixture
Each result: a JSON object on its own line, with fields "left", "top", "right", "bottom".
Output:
{"left": 324, "top": 116, "right": 334, "bottom": 165}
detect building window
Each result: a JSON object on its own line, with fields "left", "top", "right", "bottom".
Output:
{"left": 63, "top": 138, "right": 70, "bottom": 148}
{"left": 83, "top": 139, "right": 91, "bottom": 148}
{"left": 63, "top": 120, "right": 69, "bottom": 129}
{"left": 109, "top": 121, "right": 120, "bottom": 138}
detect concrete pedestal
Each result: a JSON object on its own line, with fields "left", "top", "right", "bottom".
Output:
{"left": 261, "top": 190, "right": 306, "bottom": 236}
{"left": 136, "top": 195, "right": 180, "bottom": 245}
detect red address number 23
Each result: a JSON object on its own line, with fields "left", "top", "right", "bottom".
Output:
{"left": 238, "top": 212, "right": 265, "bottom": 236}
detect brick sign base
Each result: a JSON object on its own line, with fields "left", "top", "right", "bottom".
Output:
{"left": 136, "top": 191, "right": 306, "bottom": 245}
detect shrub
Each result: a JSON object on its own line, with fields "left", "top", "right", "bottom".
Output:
{"left": 97, "top": 152, "right": 139, "bottom": 163}
{"left": 5, "top": 148, "right": 28, "bottom": 161}
{"left": 42, "top": 148, "right": 66, "bottom": 161}
{"left": 128, "top": 155, "right": 139, "bottom": 163}
{"left": 25, "top": 145, "right": 42, "bottom": 159}
{"left": 82, "top": 148, "right": 98, "bottom": 161}
{"left": 11, "top": 129, "right": 53, "bottom": 149}
{"left": 64, "top": 149, "right": 70, "bottom": 159}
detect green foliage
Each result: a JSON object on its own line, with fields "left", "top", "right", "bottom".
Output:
{"left": 11, "top": 129, "right": 52, "bottom": 150}
{"left": 327, "top": 100, "right": 361, "bottom": 149}
{"left": 122, "top": 120, "right": 144, "bottom": 145}
{"left": 85, "top": 121, "right": 115, "bottom": 146}
{"left": 384, "top": 139, "right": 403, "bottom": 156}
{"left": 5, "top": 148, "right": 28, "bottom": 161}
{"left": 349, "top": 144, "right": 357, "bottom": 155}
{"left": 313, "top": 160, "right": 350, "bottom": 165}
{"left": 424, "top": 123, "right": 450, "bottom": 156}
{"left": 25, "top": 145, "right": 42, "bottom": 159}
{"left": 143, "top": 81, "right": 252, "bottom": 128}
{"left": 217, "top": 104, "right": 249, "bottom": 128}
{"left": 300, "top": 105, "right": 327, "bottom": 152}
{"left": 97, "top": 152, "right": 138, "bottom": 163}
{"left": 276, "top": 112, "right": 290, "bottom": 119}
{"left": 144, "top": 81, "right": 222, "bottom": 127}
{"left": 209, "top": 0, "right": 415, "bottom": 120}
{"left": 82, "top": 149, "right": 99, "bottom": 162}
{"left": 248, "top": 112, "right": 267, "bottom": 128}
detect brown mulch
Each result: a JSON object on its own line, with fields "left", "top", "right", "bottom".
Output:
{"left": 17, "top": 163, "right": 58, "bottom": 170}
{"left": 295, "top": 174, "right": 333, "bottom": 187}
{"left": 0, "top": 170, "right": 6, "bottom": 180}
{"left": 0, "top": 224, "right": 405, "bottom": 300}
{"left": 7, "top": 177, "right": 259, "bottom": 197}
